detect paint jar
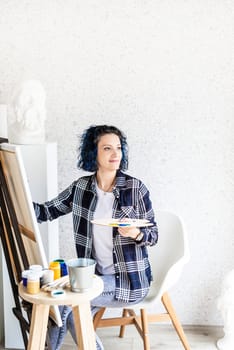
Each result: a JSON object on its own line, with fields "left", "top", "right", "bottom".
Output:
{"left": 29, "top": 265, "right": 43, "bottom": 286}
{"left": 54, "top": 259, "right": 68, "bottom": 277}
{"left": 42, "top": 269, "right": 54, "bottom": 285}
{"left": 60, "top": 261, "right": 68, "bottom": 276}
{"left": 27, "top": 273, "right": 40, "bottom": 294}
{"left": 49, "top": 261, "right": 61, "bottom": 280}
{"left": 29, "top": 264, "right": 43, "bottom": 272}
{"left": 21, "top": 270, "right": 31, "bottom": 287}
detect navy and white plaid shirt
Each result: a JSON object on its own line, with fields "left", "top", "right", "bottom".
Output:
{"left": 34, "top": 170, "right": 158, "bottom": 302}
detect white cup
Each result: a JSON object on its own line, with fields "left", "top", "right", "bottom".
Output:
{"left": 67, "top": 258, "right": 96, "bottom": 293}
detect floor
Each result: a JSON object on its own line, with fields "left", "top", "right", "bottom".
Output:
{"left": 60, "top": 325, "right": 223, "bottom": 350}
{"left": 0, "top": 325, "right": 223, "bottom": 349}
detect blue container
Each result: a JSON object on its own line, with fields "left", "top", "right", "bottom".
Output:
{"left": 54, "top": 259, "right": 68, "bottom": 277}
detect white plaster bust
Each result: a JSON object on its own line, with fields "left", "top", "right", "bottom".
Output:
{"left": 8, "top": 80, "right": 47, "bottom": 144}
{"left": 217, "top": 269, "right": 234, "bottom": 350}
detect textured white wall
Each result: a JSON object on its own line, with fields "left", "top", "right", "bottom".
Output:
{"left": 0, "top": 0, "right": 234, "bottom": 326}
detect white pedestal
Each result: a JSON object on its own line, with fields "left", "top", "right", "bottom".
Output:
{"left": 2, "top": 143, "right": 59, "bottom": 349}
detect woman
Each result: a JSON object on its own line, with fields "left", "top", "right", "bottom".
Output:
{"left": 34, "top": 124, "right": 158, "bottom": 349}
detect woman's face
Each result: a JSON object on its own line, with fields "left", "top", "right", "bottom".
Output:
{"left": 97, "top": 133, "right": 122, "bottom": 172}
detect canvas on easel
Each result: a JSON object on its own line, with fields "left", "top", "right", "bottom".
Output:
{"left": 0, "top": 143, "right": 47, "bottom": 268}
{"left": 0, "top": 143, "right": 62, "bottom": 334}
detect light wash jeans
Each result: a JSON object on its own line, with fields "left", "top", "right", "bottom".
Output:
{"left": 48, "top": 274, "right": 145, "bottom": 350}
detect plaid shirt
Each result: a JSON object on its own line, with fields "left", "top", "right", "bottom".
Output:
{"left": 34, "top": 170, "right": 158, "bottom": 302}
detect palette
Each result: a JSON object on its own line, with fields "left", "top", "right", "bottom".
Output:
{"left": 91, "top": 218, "right": 153, "bottom": 227}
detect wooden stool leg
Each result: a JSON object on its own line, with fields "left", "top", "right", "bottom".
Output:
{"left": 162, "top": 292, "right": 190, "bottom": 350}
{"left": 27, "top": 304, "right": 49, "bottom": 350}
{"left": 73, "top": 302, "right": 96, "bottom": 350}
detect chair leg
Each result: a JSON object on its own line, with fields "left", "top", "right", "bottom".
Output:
{"left": 119, "top": 308, "right": 128, "bottom": 338}
{"left": 119, "top": 308, "right": 150, "bottom": 350}
{"left": 93, "top": 307, "right": 106, "bottom": 331}
{"left": 161, "top": 292, "right": 190, "bottom": 350}
{"left": 140, "top": 309, "right": 150, "bottom": 350}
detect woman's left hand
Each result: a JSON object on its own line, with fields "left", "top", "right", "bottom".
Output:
{"left": 118, "top": 226, "right": 140, "bottom": 240}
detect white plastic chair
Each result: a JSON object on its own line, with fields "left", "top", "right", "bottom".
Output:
{"left": 93, "top": 210, "right": 190, "bottom": 350}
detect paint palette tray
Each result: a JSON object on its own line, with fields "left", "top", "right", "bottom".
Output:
{"left": 91, "top": 218, "right": 153, "bottom": 228}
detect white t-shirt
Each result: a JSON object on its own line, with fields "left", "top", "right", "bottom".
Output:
{"left": 92, "top": 184, "right": 115, "bottom": 275}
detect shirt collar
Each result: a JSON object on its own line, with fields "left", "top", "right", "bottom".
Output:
{"left": 90, "top": 170, "right": 127, "bottom": 198}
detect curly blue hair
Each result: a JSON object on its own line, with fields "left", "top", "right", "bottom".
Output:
{"left": 77, "top": 125, "right": 128, "bottom": 172}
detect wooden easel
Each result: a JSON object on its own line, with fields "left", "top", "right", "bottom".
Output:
{"left": 0, "top": 138, "right": 31, "bottom": 348}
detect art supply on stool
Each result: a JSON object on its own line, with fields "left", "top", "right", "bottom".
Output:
{"left": 21, "top": 270, "right": 31, "bottom": 287}
{"left": 49, "top": 261, "right": 61, "bottom": 280}
{"left": 42, "top": 268, "right": 54, "bottom": 284}
{"left": 51, "top": 289, "right": 66, "bottom": 298}
{"left": 67, "top": 258, "right": 96, "bottom": 292}
{"left": 27, "top": 272, "right": 40, "bottom": 294}
{"left": 29, "top": 264, "right": 43, "bottom": 286}
{"left": 29, "top": 264, "right": 43, "bottom": 272}
{"left": 54, "top": 259, "right": 68, "bottom": 276}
